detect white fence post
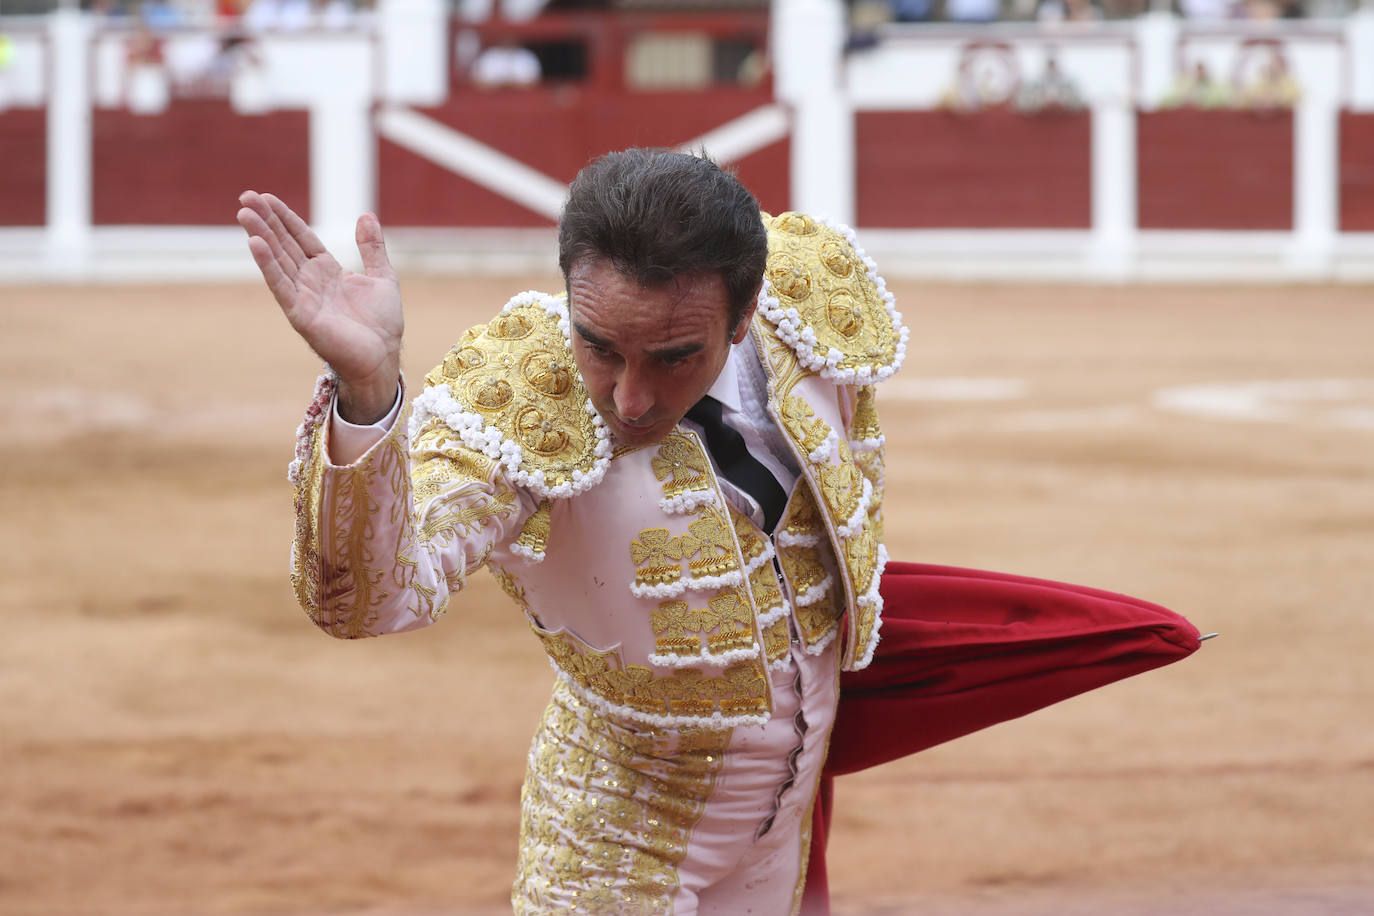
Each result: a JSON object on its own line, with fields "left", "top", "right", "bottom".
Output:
{"left": 1289, "top": 97, "right": 1339, "bottom": 274}
{"left": 773, "top": 0, "right": 852, "bottom": 225}
{"left": 45, "top": 8, "right": 91, "bottom": 276}
{"left": 1090, "top": 99, "right": 1137, "bottom": 279}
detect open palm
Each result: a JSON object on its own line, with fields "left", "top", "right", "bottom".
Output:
{"left": 238, "top": 191, "right": 402, "bottom": 419}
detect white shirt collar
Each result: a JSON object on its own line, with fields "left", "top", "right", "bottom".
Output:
{"left": 704, "top": 343, "right": 744, "bottom": 414}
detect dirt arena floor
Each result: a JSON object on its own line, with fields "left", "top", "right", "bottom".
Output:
{"left": 3, "top": 275, "right": 1372, "bottom": 915}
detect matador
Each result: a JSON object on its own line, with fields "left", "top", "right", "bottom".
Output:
{"left": 238, "top": 148, "right": 1201, "bottom": 915}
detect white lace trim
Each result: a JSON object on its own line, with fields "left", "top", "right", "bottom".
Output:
{"left": 777, "top": 530, "right": 821, "bottom": 549}
{"left": 792, "top": 572, "right": 833, "bottom": 608}
{"left": 409, "top": 383, "right": 611, "bottom": 501}
{"left": 807, "top": 427, "right": 840, "bottom": 464}
{"left": 629, "top": 568, "right": 744, "bottom": 600}
{"left": 850, "top": 435, "right": 885, "bottom": 453}
{"left": 741, "top": 540, "right": 776, "bottom": 576}
{"left": 758, "top": 218, "right": 909, "bottom": 386}
{"left": 288, "top": 366, "right": 338, "bottom": 485}
{"left": 659, "top": 488, "right": 718, "bottom": 515}
{"left": 801, "top": 621, "right": 840, "bottom": 656}
{"left": 550, "top": 663, "right": 769, "bottom": 730}
{"left": 849, "top": 543, "right": 889, "bottom": 670}
{"left": 509, "top": 542, "right": 545, "bottom": 563}
{"left": 757, "top": 601, "right": 791, "bottom": 627}
{"left": 836, "top": 476, "right": 874, "bottom": 539}
{"left": 648, "top": 643, "right": 762, "bottom": 668}
{"left": 408, "top": 291, "right": 611, "bottom": 500}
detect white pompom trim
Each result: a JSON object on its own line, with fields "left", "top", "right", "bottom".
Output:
{"left": 758, "top": 217, "right": 910, "bottom": 385}
{"left": 835, "top": 476, "right": 874, "bottom": 539}
{"left": 850, "top": 435, "right": 885, "bottom": 453}
{"left": 777, "top": 530, "right": 821, "bottom": 549}
{"left": 659, "top": 488, "right": 718, "bottom": 515}
{"left": 807, "top": 427, "right": 840, "bottom": 465}
{"left": 408, "top": 291, "right": 611, "bottom": 500}
{"left": 792, "top": 573, "right": 833, "bottom": 608}
{"left": 509, "top": 542, "right": 546, "bottom": 563}
{"left": 848, "top": 543, "right": 889, "bottom": 670}
{"left": 629, "top": 569, "right": 744, "bottom": 600}
{"left": 648, "top": 643, "right": 762, "bottom": 668}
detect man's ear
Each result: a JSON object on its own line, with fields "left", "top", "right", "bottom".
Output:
{"left": 730, "top": 288, "right": 760, "bottom": 345}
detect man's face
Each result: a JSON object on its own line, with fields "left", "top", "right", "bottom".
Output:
{"left": 568, "top": 258, "right": 754, "bottom": 449}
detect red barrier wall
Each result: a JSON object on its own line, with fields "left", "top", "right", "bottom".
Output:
{"left": 1339, "top": 111, "right": 1374, "bottom": 232}
{"left": 1137, "top": 109, "right": 1292, "bottom": 230}
{"left": 92, "top": 100, "right": 310, "bottom": 225}
{"left": 0, "top": 109, "right": 47, "bottom": 227}
{"left": 377, "top": 90, "right": 789, "bottom": 227}
{"left": 854, "top": 108, "right": 1092, "bottom": 229}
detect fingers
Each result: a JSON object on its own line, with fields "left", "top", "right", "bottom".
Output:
{"left": 256, "top": 193, "right": 310, "bottom": 268}
{"left": 237, "top": 191, "right": 299, "bottom": 282}
{"left": 244, "top": 232, "right": 297, "bottom": 310}
{"left": 263, "top": 192, "right": 328, "bottom": 260}
{"left": 355, "top": 212, "right": 396, "bottom": 281}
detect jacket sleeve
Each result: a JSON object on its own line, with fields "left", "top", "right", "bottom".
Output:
{"left": 288, "top": 371, "right": 533, "bottom": 639}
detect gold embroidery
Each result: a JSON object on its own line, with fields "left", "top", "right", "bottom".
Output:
{"left": 425, "top": 301, "right": 599, "bottom": 492}
{"left": 731, "top": 508, "right": 766, "bottom": 567}
{"left": 419, "top": 488, "right": 517, "bottom": 543}
{"left": 779, "top": 546, "right": 828, "bottom": 603}
{"left": 649, "top": 601, "right": 701, "bottom": 656}
{"left": 795, "top": 585, "right": 841, "bottom": 647}
{"left": 849, "top": 385, "right": 882, "bottom": 442}
{"left": 762, "top": 616, "right": 791, "bottom": 664}
{"left": 630, "top": 527, "right": 687, "bottom": 588}
{"left": 531, "top": 627, "right": 770, "bottom": 723}
{"left": 779, "top": 395, "right": 834, "bottom": 457}
{"left": 763, "top": 212, "right": 902, "bottom": 376}
{"left": 845, "top": 526, "right": 880, "bottom": 598}
{"left": 650, "top": 589, "right": 753, "bottom": 659}
{"left": 651, "top": 433, "right": 711, "bottom": 497}
{"left": 516, "top": 498, "right": 553, "bottom": 555}
{"left": 678, "top": 507, "right": 739, "bottom": 579}
{"left": 513, "top": 684, "right": 730, "bottom": 913}
{"left": 314, "top": 426, "right": 412, "bottom": 638}
{"left": 747, "top": 561, "right": 785, "bottom": 615}
{"left": 816, "top": 441, "right": 864, "bottom": 525}
{"left": 781, "top": 484, "right": 822, "bottom": 539}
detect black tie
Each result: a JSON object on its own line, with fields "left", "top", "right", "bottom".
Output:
{"left": 686, "top": 396, "right": 788, "bottom": 535}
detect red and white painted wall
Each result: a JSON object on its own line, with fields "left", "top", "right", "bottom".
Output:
{"left": 1, "top": 0, "right": 1372, "bottom": 280}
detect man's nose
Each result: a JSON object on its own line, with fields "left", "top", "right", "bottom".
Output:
{"left": 613, "top": 366, "right": 653, "bottom": 422}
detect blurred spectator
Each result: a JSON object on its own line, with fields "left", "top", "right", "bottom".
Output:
{"left": 1240, "top": 0, "right": 1283, "bottom": 16}
{"left": 1015, "top": 55, "right": 1085, "bottom": 111}
{"left": 1179, "top": 0, "right": 1234, "bottom": 18}
{"left": 1038, "top": 0, "right": 1102, "bottom": 21}
{"left": 890, "top": 0, "right": 935, "bottom": 21}
{"left": 946, "top": 0, "right": 1002, "bottom": 23}
{"left": 126, "top": 23, "right": 170, "bottom": 113}
{"left": 242, "top": 0, "right": 312, "bottom": 32}
{"left": 471, "top": 40, "right": 541, "bottom": 88}
{"left": 1161, "top": 61, "right": 1232, "bottom": 108}
{"left": 1238, "top": 54, "right": 1299, "bottom": 109}
{"left": 139, "top": 0, "right": 183, "bottom": 30}
{"left": 0, "top": 32, "right": 13, "bottom": 111}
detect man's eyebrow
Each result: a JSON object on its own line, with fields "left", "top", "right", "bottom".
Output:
{"left": 648, "top": 342, "right": 704, "bottom": 361}
{"left": 572, "top": 322, "right": 613, "bottom": 349}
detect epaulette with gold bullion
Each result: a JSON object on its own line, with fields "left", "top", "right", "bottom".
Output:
{"left": 759, "top": 211, "right": 909, "bottom": 385}
{"left": 410, "top": 291, "right": 612, "bottom": 500}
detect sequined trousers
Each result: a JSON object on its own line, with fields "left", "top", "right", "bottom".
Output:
{"left": 512, "top": 638, "right": 840, "bottom": 915}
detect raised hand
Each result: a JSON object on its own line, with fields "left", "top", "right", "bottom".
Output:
{"left": 237, "top": 191, "right": 403, "bottom": 424}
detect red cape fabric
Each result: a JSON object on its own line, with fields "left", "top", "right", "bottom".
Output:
{"left": 801, "top": 562, "right": 1202, "bottom": 913}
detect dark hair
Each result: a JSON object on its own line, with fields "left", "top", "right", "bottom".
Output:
{"left": 558, "top": 148, "right": 768, "bottom": 333}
